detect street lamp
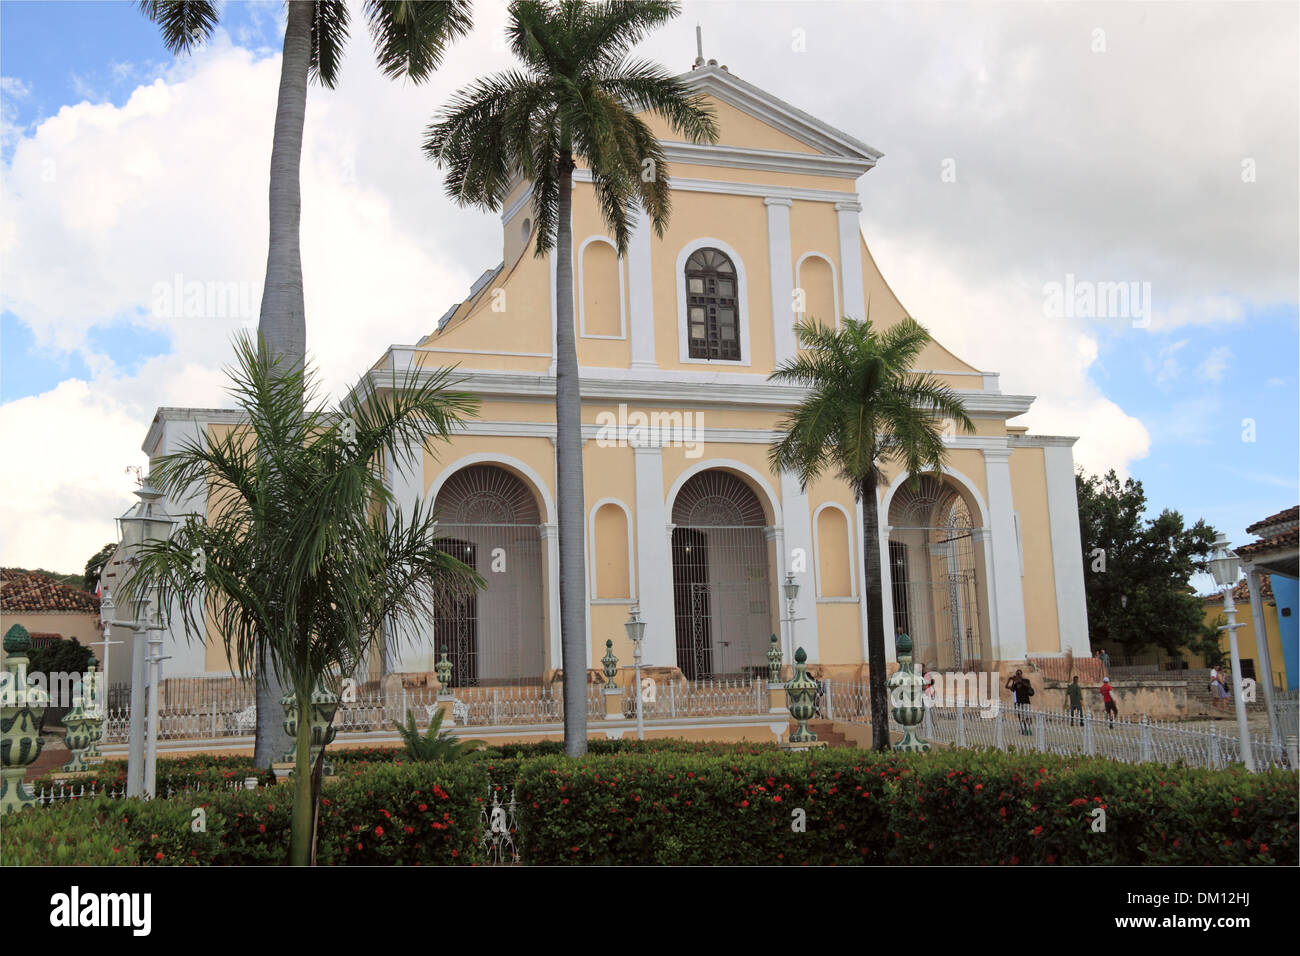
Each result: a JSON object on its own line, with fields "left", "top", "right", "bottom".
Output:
{"left": 1208, "top": 532, "right": 1254, "bottom": 772}
{"left": 624, "top": 605, "right": 646, "bottom": 741}
{"left": 781, "top": 573, "right": 801, "bottom": 669}
{"left": 112, "top": 482, "right": 175, "bottom": 796}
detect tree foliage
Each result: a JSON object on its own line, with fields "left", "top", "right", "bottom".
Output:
{"left": 1076, "top": 469, "right": 1216, "bottom": 656}
{"left": 83, "top": 542, "right": 117, "bottom": 592}
{"left": 118, "top": 334, "right": 484, "bottom": 864}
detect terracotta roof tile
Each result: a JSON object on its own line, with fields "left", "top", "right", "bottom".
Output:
{"left": 0, "top": 572, "right": 100, "bottom": 613}
{"left": 1236, "top": 526, "right": 1299, "bottom": 558}
{"left": 1246, "top": 506, "right": 1299, "bottom": 535}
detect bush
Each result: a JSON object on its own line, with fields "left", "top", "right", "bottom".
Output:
{"left": 7, "top": 745, "right": 1295, "bottom": 866}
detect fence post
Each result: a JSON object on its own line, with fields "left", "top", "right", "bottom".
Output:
{"left": 995, "top": 702, "right": 1004, "bottom": 751}
{"left": 670, "top": 681, "right": 677, "bottom": 718}
{"left": 1208, "top": 730, "right": 1220, "bottom": 770}
{"left": 1140, "top": 715, "right": 1153, "bottom": 762}
{"left": 956, "top": 695, "right": 966, "bottom": 748}
{"left": 492, "top": 689, "right": 500, "bottom": 726}
{"left": 825, "top": 680, "right": 835, "bottom": 721}
{"left": 1034, "top": 711, "right": 1046, "bottom": 752}
{"left": 1085, "top": 714, "right": 1095, "bottom": 756}
{"left": 923, "top": 700, "right": 934, "bottom": 740}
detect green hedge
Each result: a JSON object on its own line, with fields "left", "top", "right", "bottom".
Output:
{"left": 5, "top": 746, "right": 1294, "bottom": 865}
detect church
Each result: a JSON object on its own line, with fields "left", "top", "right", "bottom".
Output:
{"left": 141, "top": 61, "right": 1091, "bottom": 690}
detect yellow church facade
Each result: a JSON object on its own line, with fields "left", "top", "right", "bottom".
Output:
{"left": 144, "top": 65, "right": 1091, "bottom": 687}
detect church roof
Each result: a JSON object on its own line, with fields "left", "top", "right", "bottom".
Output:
{"left": 679, "top": 64, "right": 883, "bottom": 166}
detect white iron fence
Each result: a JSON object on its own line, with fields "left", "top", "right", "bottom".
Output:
{"left": 101, "top": 676, "right": 774, "bottom": 742}
{"left": 816, "top": 679, "right": 1292, "bottom": 772}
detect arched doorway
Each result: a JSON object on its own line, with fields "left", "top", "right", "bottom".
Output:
{"left": 887, "top": 476, "right": 987, "bottom": 672}
{"left": 670, "top": 470, "right": 773, "bottom": 679}
{"left": 432, "top": 465, "right": 545, "bottom": 685}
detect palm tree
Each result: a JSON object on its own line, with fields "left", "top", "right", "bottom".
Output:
{"left": 769, "top": 317, "right": 974, "bottom": 751}
{"left": 137, "top": 0, "right": 475, "bottom": 766}
{"left": 120, "top": 334, "right": 483, "bottom": 864}
{"left": 424, "top": 0, "right": 717, "bottom": 756}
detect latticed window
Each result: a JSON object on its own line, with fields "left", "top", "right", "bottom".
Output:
{"left": 685, "top": 248, "right": 740, "bottom": 360}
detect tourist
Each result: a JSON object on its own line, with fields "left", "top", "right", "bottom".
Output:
{"left": 1098, "top": 648, "right": 1111, "bottom": 677}
{"left": 1007, "top": 669, "right": 1034, "bottom": 734}
{"left": 1100, "top": 677, "right": 1118, "bottom": 728}
{"left": 921, "top": 663, "right": 936, "bottom": 702}
{"left": 1065, "top": 674, "right": 1084, "bottom": 726}
{"left": 1212, "top": 673, "right": 1230, "bottom": 711}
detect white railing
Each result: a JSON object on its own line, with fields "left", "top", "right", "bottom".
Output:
{"left": 617, "top": 677, "right": 768, "bottom": 719}
{"left": 100, "top": 675, "right": 775, "bottom": 742}
{"left": 24, "top": 777, "right": 254, "bottom": 806}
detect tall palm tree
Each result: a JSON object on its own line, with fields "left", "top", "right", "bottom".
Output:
{"left": 138, "top": 0, "right": 475, "bottom": 766}
{"left": 424, "top": 0, "right": 717, "bottom": 756}
{"left": 122, "top": 334, "right": 483, "bottom": 865}
{"left": 769, "top": 317, "right": 974, "bottom": 751}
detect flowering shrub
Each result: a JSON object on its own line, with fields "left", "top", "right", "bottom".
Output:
{"left": 7, "top": 746, "right": 1295, "bottom": 865}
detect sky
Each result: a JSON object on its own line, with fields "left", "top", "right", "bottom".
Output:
{"left": 0, "top": 0, "right": 1296, "bottom": 578}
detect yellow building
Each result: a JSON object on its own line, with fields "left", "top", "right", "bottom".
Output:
{"left": 1200, "top": 578, "right": 1291, "bottom": 692}
{"left": 142, "top": 65, "right": 1090, "bottom": 686}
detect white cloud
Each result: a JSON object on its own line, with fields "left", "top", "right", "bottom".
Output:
{"left": 1198, "top": 346, "right": 1233, "bottom": 383}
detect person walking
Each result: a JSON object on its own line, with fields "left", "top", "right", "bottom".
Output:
{"left": 1212, "top": 673, "right": 1230, "bottom": 712}
{"left": 1006, "top": 669, "right": 1034, "bottom": 734}
{"left": 1065, "top": 675, "right": 1084, "bottom": 726}
{"left": 1098, "top": 648, "right": 1111, "bottom": 678}
{"left": 1100, "top": 677, "right": 1118, "bottom": 728}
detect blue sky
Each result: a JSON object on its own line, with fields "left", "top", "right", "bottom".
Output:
{"left": 0, "top": 0, "right": 1296, "bottom": 573}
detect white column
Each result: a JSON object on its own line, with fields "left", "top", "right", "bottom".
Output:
{"left": 1244, "top": 563, "right": 1282, "bottom": 750}
{"left": 1043, "top": 442, "right": 1091, "bottom": 656}
{"left": 778, "top": 471, "right": 819, "bottom": 661}
{"left": 855, "top": 495, "right": 896, "bottom": 665}
{"left": 627, "top": 204, "right": 657, "bottom": 370}
{"left": 540, "top": 523, "right": 563, "bottom": 673}
{"left": 633, "top": 445, "right": 674, "bottom": 666}
{"left": 384, "top": 443, "right": 432, "bottom": 673}
{"left": 162, "top": 419, "right": 209, "bottom": 674}
{"left": 984, "top": 448, "right": 1027, "bottom": 661}
{"left": 765, "top": 198, "right": 796, "bottom": 365}
{"left": 835, "top": 200, "right": 866, "bottom": 322}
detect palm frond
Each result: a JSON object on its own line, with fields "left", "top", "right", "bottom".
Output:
{"left": 137, "top": 0, "right": 220, "bottom": 55}
{"left": 364, "top": 0, "right": 474, "bottom": 81}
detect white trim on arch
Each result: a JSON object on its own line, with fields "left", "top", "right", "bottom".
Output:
{"left": 587, "top": 497, "right": 636, "bottom": 601}
{"left": 425, "top": 452, "right": 556, "bottom": 524}
{"left": 812, "top": 501, "right": 857, "bottom": 599}
{"left": 876, "top": 465, "right": 999, "bottom": 665}
{"left": 664, "top": 458, "right": 783, "bottom": 527}
{"left": 674, "top": 237, "right": 752, "bottom": 368}
{"left": 794, "top": 251, "right": 841, "bottom": 331}
{"left": 577, "top": 236, "right": 627, "bottom": 340}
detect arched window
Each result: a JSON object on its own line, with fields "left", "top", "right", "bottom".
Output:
{"left": 684, "top": 248, "right": 740, "bottom": 361}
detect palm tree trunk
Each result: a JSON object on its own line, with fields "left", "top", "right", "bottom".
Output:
{"left": 288, "top": 681, "right": 313, "bottom": 866}
{"left": 554, "top": 153, "right": 589, "bottom": 757}
{"left": 860, "top": 471, "right": 891, "bottom": 751}
{"left": 253, "top": 0, "right": 313, "bottom": 769}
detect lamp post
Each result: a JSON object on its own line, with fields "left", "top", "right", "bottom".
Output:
{"left": 144, "top": 601, "right": 172, "bottom": 798}
{"left": 112, "top": 482, "right": 175, "bottom": 796}
{"left": 624, "top": 606, "right": 646, "bottom": 741}
{"left": 1208, "top": 533, "right": 1255, "bottom": 772}
{"left": 780, "top": 573, "right": 801, "bottom": 674}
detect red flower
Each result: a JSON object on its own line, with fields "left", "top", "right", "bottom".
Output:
{"left": 1260, "top": 844, "right": 1270, "bottom": 854}
{"left": 418, "top": 803, "right": 427, "bottom": 812}
{"left": 451, "top": 849, "right": 459, "bottom": 857}
{"left": 155, "top": 852, "right": 164, "bottom": 860}
{"left": 1032, "top": 826, "right": 1043, "bottom": 837}
{"left": 375, "top": 825, "right": 385, "bottom": 836}
{"left": 773, "top": 796, "right": 782, "bottom": 803}
{"left": 258, "top": 824, "right": 266, "bottom": 833}
{"left": 740, "top": 800, "right": 749, "bottom": 808}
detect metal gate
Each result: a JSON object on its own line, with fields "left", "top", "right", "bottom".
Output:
{"left": 431, "top": 466, "right": 546, "bottom": 686}
{"left": 888, "top": 476, "right": 984, "bottom": 672}
{"left": 671, "top": 471, "right": 773, "bottom": 680}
